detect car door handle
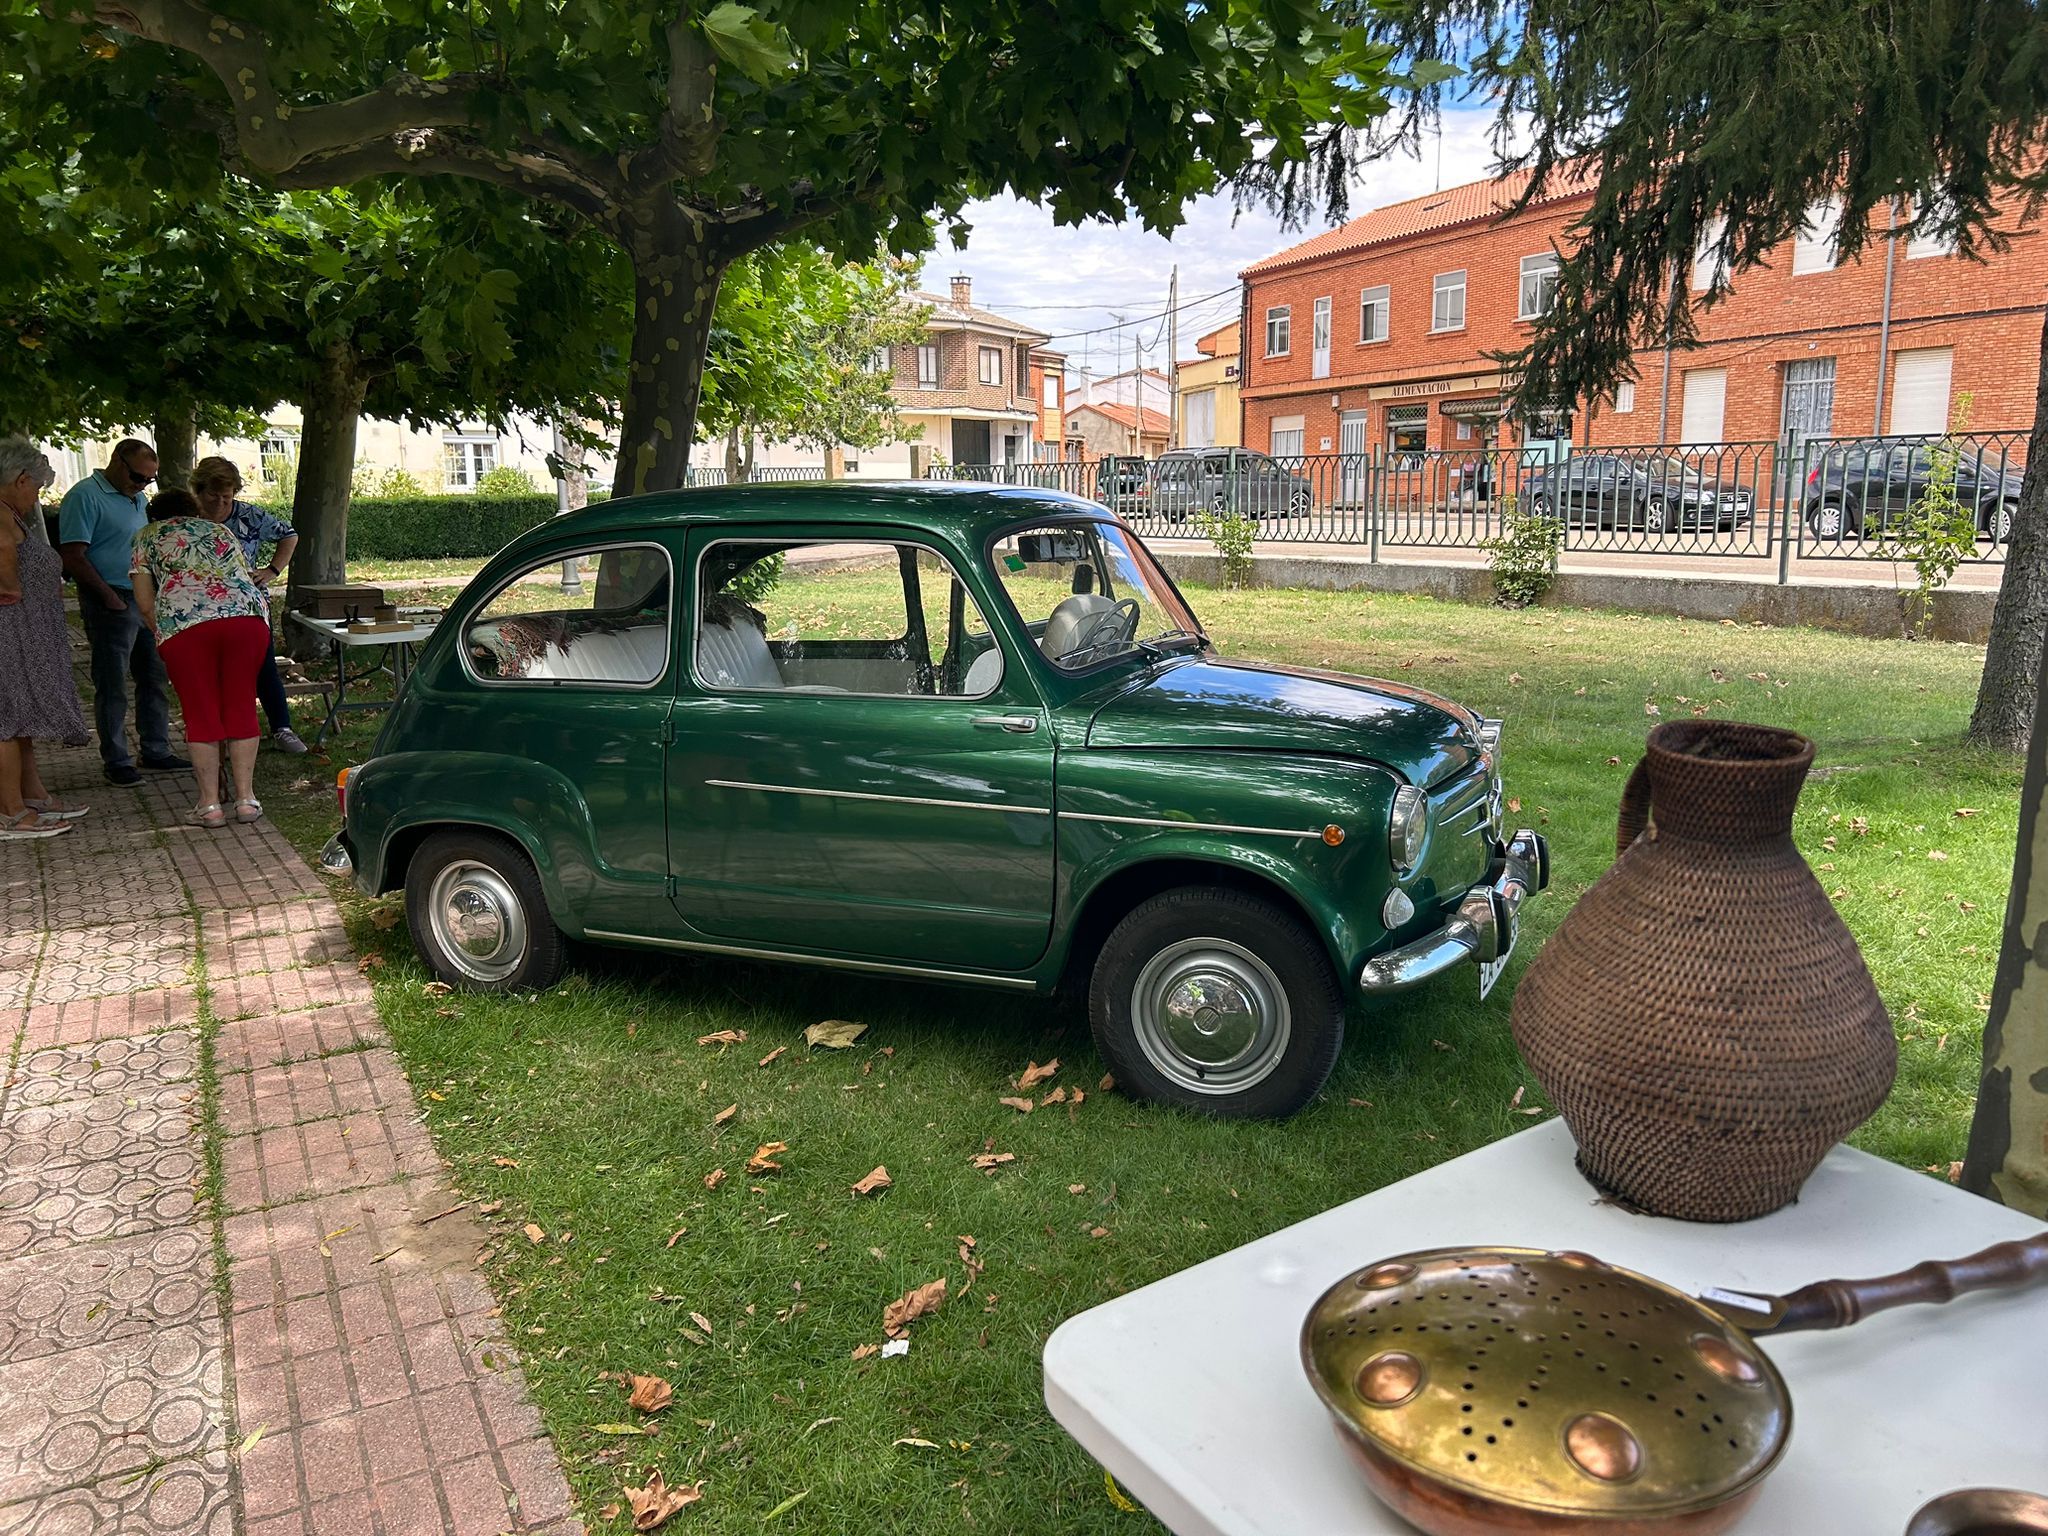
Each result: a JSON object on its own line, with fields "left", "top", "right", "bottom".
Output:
{"left": 972, "top": 714, "right": 1039, "bottom": 733}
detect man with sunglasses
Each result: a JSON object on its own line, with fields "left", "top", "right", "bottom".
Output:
{"left": 57, "top": 439, "right": 189, "bottom": 785}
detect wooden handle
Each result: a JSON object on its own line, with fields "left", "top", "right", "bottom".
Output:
{"left": 1615, "top": 756, "right": 1653, "bottom": 856}
{"left": 1767, "top": 1231, "right": 2048, "bottom": 1335}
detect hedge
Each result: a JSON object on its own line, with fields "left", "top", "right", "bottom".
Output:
{"left": 344, "top": 492, "right": 608, "bottom": 561}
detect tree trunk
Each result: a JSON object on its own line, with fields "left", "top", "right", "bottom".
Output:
{"left": 1969, "top": 306, "right": 2048, "bottom": 751}
{"left": 283, "top": 343, "right": 366, "bottom": 649}
{"left": 724, "top": 425, "right": 744, "bottom": 484}
{"left": 611, "top": 207, "right": 723, "bottom": 499}
{"left": 1960, "top": 627, "right": 2048, "bottom": 1215}
{"left": 153, "top": 402, "right": 198, "bottom": 497}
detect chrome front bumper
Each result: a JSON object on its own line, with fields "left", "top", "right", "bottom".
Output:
{"left": 318, "top": 832, "right": 355, "bottom": 879}
{"left": 1358, "top": 828, "right": 1550, "bottom": 993}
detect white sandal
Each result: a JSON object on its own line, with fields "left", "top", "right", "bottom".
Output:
{"left": 24, "top": 797, "right": 89, "bottom": 820}
{"left": 1, "top": 810, "right": 72, "bottom": 840}
{"left": 234, "top": 798, "right": 264, "bottom": 824}
{"left": 190, "top": 803, "right": 227, "bottom": 829}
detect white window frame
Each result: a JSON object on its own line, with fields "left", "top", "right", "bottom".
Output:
{"left": 1265, "top": 305, "right": 1291, "bottom": 357}
{"left": 1358, "top": 284, "right": 1389, "bottom": 344}
{"left": 1612, "top": 380, "right": 1637, "bottom": 415}
{"left": 916, "top": 343, "right": 940, "bottom": 389}
{"left": 1908, "top": 188, "right": 1958, "bottom": 259}
{"left": 256, "top": 428, "right": 301, "bottom": 487}
{"left": 1310, "top": 296, "right": 1333, "bottom": 379}
{"left": 1793, "top": 199, "right": 1842, "bottom": 274}
{"left": 1431, "top": 270, "right": 1467, "bottom": 332}
{"left": 977, "top": 345, "right": 1003, "bottom": 387}
{"left": 1269, "top": 414, "right": 1305, "bottom": 459}
{"left": 1518, "top": 253, "right": 1559, "bottom": 320}
{"left": 866, "top": 346, "right": 891, "bottom": 374}
{"left": 443, "top": 434, "right": 498, "bottom": 491}
{"left": 1042, "top": 373, "right": 1060, "bottom": 409}
{"left": 1691, "top": 216, "right": 1727, "bottom": 291}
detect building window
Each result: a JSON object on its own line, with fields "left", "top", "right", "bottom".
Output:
{"left": 1431, "top": 270, "right": 1466, "bottom": 332}
{"left": 1310, "top": 296, "right": 1333, "bottom": 379}
{"left": 1909, "top": 188, "right": 1957, "bottom": 259}
{"left": 1184, "top": 389, "right": 1216, "bottom": 448}
{"left": 1793, "top": 199, "right": 1842, "bottom": 274}
{"left": 444, "top": 435, "right": 498, "bottom": 490}
{"left": 1042, "top": 373, "right": 1060, "bottom": 409}
{"left": 916, "top": 343, "right": 939, "bottom": 388}
{"left": 1612, "top": 380, "right": 1636, "bottom": 415}
{"left": 1387, "top": 405, "right": 1428, "bottom": 457}
{"left": 978, "top": 346, "right": 1003, "bottom": 386}
{"left": 256, "top": 429, "right": 301, "bottom": 487}
{"left": 1691, "top": 216, "right": 1726, "bottom": 291}
{"left": 1359, "top": 285, "right": 1389, "bottom": 344}
{"left": 866, "top": 346, "right": 891, "bottom": 374}
{"left": 1265, "top": 305, "right": 1291, "bottom": 357}
{"left": 1518, "top": 253, "right": 1559, "bottom": 320}
{"left": 1270, "top": 415, "right": 1305, "bottom": 459}
{"left": 1780, "top": 357, "right": 1836, "bottom": 447}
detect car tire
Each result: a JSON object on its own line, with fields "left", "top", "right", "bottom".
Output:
{"left": 1807, "top": 500, "right": 1851, "bottom": 543}
{"left": 1987, "top": 500, "right": 2016, "bottom": 544}
{"left": 1643, "top": 497, "right": 1670, "bottom": 534}
{"left": 406, "top": 828, "right": 566, "bottom": 992}
{"left": 1289, "top": 487, "right": 1313, "bottom": 515}
{"left": 1088, "top": 886, "right": 1344, "bottom": 1119}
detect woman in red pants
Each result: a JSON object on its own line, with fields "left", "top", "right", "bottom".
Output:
{"left": 130, "top": 489, "right": 273, "bottom": 827}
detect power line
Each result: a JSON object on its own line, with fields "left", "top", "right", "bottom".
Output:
{"left": 1039, "top": 285, "right": 1240, "bottom": 342}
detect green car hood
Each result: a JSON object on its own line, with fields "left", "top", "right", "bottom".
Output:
{"left": 1083, "top": 657, "right": 1481, "bottom": 786}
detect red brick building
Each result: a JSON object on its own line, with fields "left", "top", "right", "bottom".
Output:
{"left": 1239, "top": 166, "right": 2046, "bottom": 464}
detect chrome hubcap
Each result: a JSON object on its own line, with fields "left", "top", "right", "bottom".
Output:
{"left": 1817, "top": 506, "right": 1842, "bottom": 538}
{"left": 1130, "top": 938, "right": 1291, "bottom": 1095}
{"left": 427, "top": 860, "right": 528, "bottom": 983}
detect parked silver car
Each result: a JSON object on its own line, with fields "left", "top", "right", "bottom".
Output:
{"left": 1148, "top": 448, "right": 1317, "bottom": 522}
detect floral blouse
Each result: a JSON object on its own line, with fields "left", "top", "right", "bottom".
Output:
{"left": 131, "top": 516, "right": 269, "bottom": 645}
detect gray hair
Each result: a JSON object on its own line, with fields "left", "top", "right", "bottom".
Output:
{"left": 0, "top": 435, "right": 56, "bottom": 491}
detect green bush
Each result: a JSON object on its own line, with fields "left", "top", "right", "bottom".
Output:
{"left": 1480, "top": 493, "right": 1563, "bottom": 608}
{"left": 476, "top": 463, "right": 541, "bottom": 495}
{"left": 346, "top": 494, "right": 562, "bottom": 560}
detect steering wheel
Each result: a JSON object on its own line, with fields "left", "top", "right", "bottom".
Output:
{"left": 1061, "top": 598, "right": 1142, "bottom": 665}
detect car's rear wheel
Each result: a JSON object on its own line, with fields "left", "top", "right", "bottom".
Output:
{"left": 1643, "top": 497, "right": 1671, "bottom": 534}
{"left": 1987, "top": 500, "right": 2016, "bottom": 544}
{"left": 1288, "top": 487, "right": 1313, "bottom": 514}
{"left": 1807, "top": 500, "right": 1852, "bottom": 542}
{"left": 406, "top": 828, "right": 565, "bottom": 992}
{"left": 1089, "top": 886, "right": 1343, "bottom": 1119}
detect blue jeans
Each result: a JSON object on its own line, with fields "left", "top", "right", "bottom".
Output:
{"left": 78, "top": 585, "right": 172, "bottom": 769}
{"left": 257, "top": 631, "right": 292, "bottom": 734}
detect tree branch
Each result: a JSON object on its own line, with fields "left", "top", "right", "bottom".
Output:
{"left": 268, "top": 131, "right": 625, "bottom": 233}
{"left": 710, "top": 172, "right": 891, "bottom": 262}
{"left": 622, "top": 13, "right": 721, "bottom": 193}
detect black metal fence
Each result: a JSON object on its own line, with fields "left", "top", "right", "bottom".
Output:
{"left": 685, "top": 433, "right": 2024, "bottom": 579}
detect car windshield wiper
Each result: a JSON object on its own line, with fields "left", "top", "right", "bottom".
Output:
{"left": 1138, "top": 629, "right": 1207, "bottom": 658}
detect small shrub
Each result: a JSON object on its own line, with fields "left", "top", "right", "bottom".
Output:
{"left": 727, "top": 551, "right": 786, "bottom": 604}
{"left": 476, "top": 463, "right": 541, "bottom": 495}
{"left": 346, "top": 494, "right": 560, "bottom": 560}
{"left": 373, "top": 466, "right": 427, "bottom": 497}
{"left": 1882, "top": 395, "right": 1978, "bottom": 639}
{"left": 1195, "top": 506, "right": 1258, "bottom": 590}
{"left": 1481, "top": 493, "right": 1562, "bottom": 608}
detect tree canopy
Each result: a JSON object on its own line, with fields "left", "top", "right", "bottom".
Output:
{"left": 17, "top": 0, "right": 1399, "bottom": 495}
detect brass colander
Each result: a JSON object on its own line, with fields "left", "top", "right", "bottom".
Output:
{"left": 1301, "top": 1247, "right": 1791, "bottom": 1534}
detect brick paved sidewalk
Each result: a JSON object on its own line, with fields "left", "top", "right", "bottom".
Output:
{"left": 0, "top": 743, "right": 582, "bottom": 1536}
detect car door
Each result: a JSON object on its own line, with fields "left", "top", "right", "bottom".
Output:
{"left": 666, "top": 528, "right": 1056, "bottom": 973}
{"left": 1557, "top": 457, "right": 1597, "bottom": 526}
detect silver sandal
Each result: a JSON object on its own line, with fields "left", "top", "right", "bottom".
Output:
{"left": 234, "top": 798, "right": 264, "bottom": 824}
{"left": 1, "top": 810, "right": 72, "bottom": 840}
{"left": 24, "top": 798, "right": 89, "bottom": 821}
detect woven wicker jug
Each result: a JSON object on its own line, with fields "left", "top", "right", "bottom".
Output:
{"left": 1511, "top": 720, "right": 1896, "bottom": 1222}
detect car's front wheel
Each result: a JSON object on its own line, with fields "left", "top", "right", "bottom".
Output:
{"left": 1088, "top": 886, "right": 1343, "bottom": 1118}
{"left": 1986, "top": 500, "right": 2016, "bottom": 544}
{"left": 1807, "top": 500, "right": 1854, "bottom": 542}
{"left": 1643, "top": 497, "right": 1671, "bottom": 534}
{"left": 406, "top": 828, "right": 566, "bottom": 992}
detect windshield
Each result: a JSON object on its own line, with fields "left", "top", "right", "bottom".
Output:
{"left": 991, "top": 520, "right": 1202, "bottom": 672}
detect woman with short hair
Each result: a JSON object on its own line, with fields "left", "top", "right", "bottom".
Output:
{"left": 131, "top": 487, "right": 273, "bottom": 827}
{"left": 0, "top": 435, "right": 91, "bottom": 838}
{"left": 190, "top": 456, "right": 306, "bottom": 753}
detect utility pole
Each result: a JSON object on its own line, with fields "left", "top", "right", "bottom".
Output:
{"left": 551, "top": 417, "right": 581, "bottom": 594}
{"left": 1167, "top": 264, "right": 1179, "bottom": 450}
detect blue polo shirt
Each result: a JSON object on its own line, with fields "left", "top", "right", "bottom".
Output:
{"left": 57, "top": 470, "right": 150, "bottom": 590}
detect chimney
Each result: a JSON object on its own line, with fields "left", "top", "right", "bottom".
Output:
{"left": 949, "top": 273, "right": 972, "bottom": 307}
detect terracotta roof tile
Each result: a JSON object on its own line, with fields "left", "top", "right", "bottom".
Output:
{"left": 1240, "top": 161, "right": 1597, "bottom": 277}
{"left": 1068, "top": 401, "right": 1171, "bottom": 436}
{"left": 909, "top": 289, "right": 1051, "bottom": 343}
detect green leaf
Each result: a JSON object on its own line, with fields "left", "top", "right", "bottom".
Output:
{"left": 701, "top": 3, "right": 793, "bottom": 82}
{"left": 762, "top": 1489, "right": 810, "bottom": 1520}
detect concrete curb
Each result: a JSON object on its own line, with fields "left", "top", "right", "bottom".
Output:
{"left": 1154, "top": 550, "right": 1997, "bottom": 644}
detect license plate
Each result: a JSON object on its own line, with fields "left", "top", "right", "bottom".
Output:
{"left": 1477, "top": 918, "right": 1517, "bottom": 1001}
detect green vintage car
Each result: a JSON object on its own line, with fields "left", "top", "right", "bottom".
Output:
{"left": 328, "top": 483, "right": 1547, "bottom": 1117}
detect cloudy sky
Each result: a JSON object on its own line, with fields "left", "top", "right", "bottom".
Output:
{"left": 917, "top": 109, "right": 1513, "bottom": 380}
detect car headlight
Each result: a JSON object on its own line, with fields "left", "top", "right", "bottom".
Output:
{"left": 1389, "top": 784, "right": 1428, "bottom": 873}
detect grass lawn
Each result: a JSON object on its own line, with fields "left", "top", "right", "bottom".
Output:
{"left": 257, "top": 579, "right": 2018, "bottom": 1534}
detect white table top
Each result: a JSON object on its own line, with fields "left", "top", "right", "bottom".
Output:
{"left": 288, "top": 608, "right": 443, "bottom": 646}
{"left": 1044, "top": 1119, "right": 2048, "bottom": 1536}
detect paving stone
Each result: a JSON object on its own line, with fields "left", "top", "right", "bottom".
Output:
{"left": 17, "top": 988, "right": 201, "bottom": 1052}
{"left": 0, "top": 1322, "right": 224, "bottom": 1504}
{"left": 211, "top": 967, "right": 375, "bottom": 1024}
{"left": 221, "top": 1112, "right": 440, "bottom": 1214}
{"left": 0, "top": 1228, "right": 213, "bottom": 1367}
{"left": 0, "top": 1144, "right": 205, "bottom": 1260}
{"left": 36, "top": 850, "right": 190, "bottom": 932}
{"left": 218, "top": 1048, "right": 415, "bottom": 1137}
{"left": 8, "top": 1032, "right": 197, "bottom": 1111}
{"left": 200, "top": 905, "right": 354, "bottom": 980}
{"left": 214, "top": 1002, "right": 386, "bottom": 1073}
{"left": 0, "top": 1083, "right": 201, "bottom": 1179}
{"left": 0, "top": 1447, "right": 233, "bottom": 1536}
{"left": 32, "top": 919, "right": 194, "bottom": 1005}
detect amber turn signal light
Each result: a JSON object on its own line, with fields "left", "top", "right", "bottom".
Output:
{"left": 1322, "top": 824, "right": 1346, "bottom": 846}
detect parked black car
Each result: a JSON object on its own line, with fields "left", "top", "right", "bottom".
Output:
{"left": 1147, "top": 448, "right": 1317, "bottom": 522}
{"left": 1522, "top": 453, "right": 1754, "bottom": 532}
{"left": 1801, "top": 440, "right": 2022, "bottom": 543}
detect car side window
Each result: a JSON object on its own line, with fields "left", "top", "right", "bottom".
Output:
{"left": 695, "top": 540, "right": 1001, "bottom": 698}
{"left": 465, "top": 544, "right": 671, "bottom": 686}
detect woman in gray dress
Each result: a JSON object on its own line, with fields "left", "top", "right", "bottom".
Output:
{"left": 0, "top": 436, "right": 91, "bottom": 839}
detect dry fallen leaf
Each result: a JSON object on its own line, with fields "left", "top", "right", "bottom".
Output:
{"left": 370, "top": 906, "right": 403, "bottom": 931}
{"left": 998, "top": 1096, "right": 1034, "bottom": 1114}
{"left": 356, "top": 953, "right": 385, "bottom": 973}
{"left": 627, "top": 1374, "right": 673, "bottom": 1415}
{"left": 523, "top": 1223, "right": 546, "bottom": 1245}
{"left": 747, "top": 1141, "right": 789, "bottom": 1173}
{"left": 894, "top": 1436, "right": 939, "bottom": 1449}
{"left": 757, "top": 1046, "right": 786, "bottom": 1067}
{"left": 1068, "top": 1183, "right": 1087, "bottom": 1195}
{"left": 712, "top": 1104, "right": 737, "bottom": 1128}
{"left": 851, "top": 1342, "right": 881, "bottom": 1361}
{"left": 1506, "top": 797, "right": 1521, "bottom": 813}
{"left": 804, "top": 1019, "right": 867, "bottom": 1050}
{"left": 491, "top": 1156, "right": 519, "bottom": 1168}
{"left": 882, "top": 1277, "right": 948, "bottom": 1337}
{"left": 689, "top": 1311, "right": 714, "bottom": 1336}
{"left": 1098, "top": 1073, "right": 1115, "bottom": 1093}
{"left": 1040, "top": 1086, "right": 1068, "bottom": 1107}
{"left": 1954, "top": 807, "right": 1981, "bottom": 819}
{"left": 624, "top": 1468, "right": 704, "bottom": 1531}
{"left": 851, "top": 1166, "right": 891, "bottom": 1197}
{"left": 969, "top": 1151, "right": 1016, "bottom": 1173}
{"left": 1089, "top": 1226, "right": 1110, "bottom": 1239}
{"left": 421, "top": 980, "right": 453, "bottom": 997}
{"left": 703, "top": 1168, "right": 727, "bottom": 1190}
{"left": 1017, "top": 1058, "right": 1059, "bottom": 1089}
{"left": 601, "top": 1503, "right": 623, "bottom": 1521}
{"left": 697, "top": 1029, "right": 747, "bottom": 1046}
{"left": 1927, "top": 849, "right": 1950, "bottom": 862}
{"left": 665, "top": 1228, "right": 687, "bottom": 1248}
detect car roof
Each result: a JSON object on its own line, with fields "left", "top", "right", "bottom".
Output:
{"left": 520, "top": 480, "right": 1118, "bottom": 552}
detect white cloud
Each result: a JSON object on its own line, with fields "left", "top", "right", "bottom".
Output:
{"left": 926, "top": 111, "right": 1513, "bottom": 378}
